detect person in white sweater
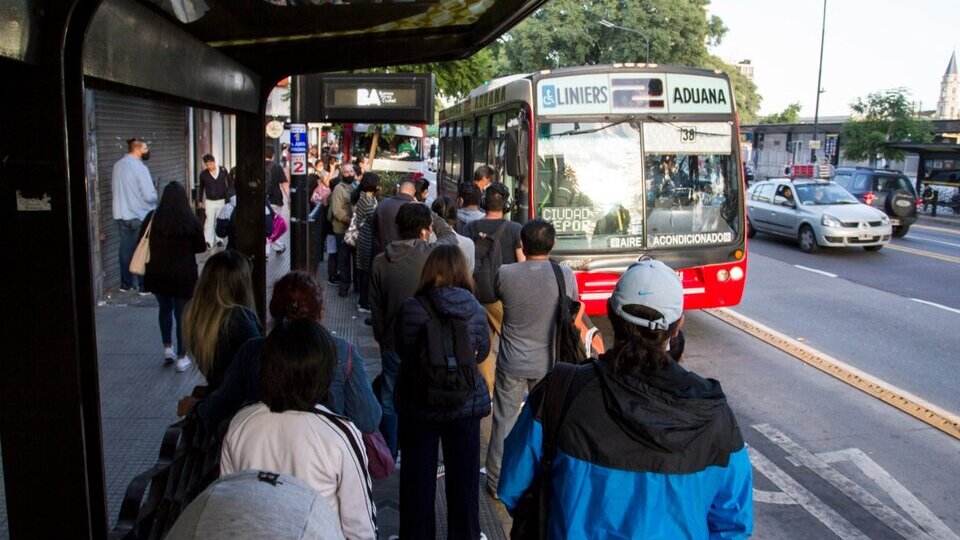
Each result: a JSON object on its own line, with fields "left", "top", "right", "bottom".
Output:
{"left": 221, "top": 319, "right": 376, "bottom": 540}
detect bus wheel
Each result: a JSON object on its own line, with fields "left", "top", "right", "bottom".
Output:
{"left": 798, "top": 225, "right": 819, "bottom": 253}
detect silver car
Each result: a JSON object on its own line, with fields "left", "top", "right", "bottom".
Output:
{"left": 746, "top": 179, "right": 893, "bottom": 252}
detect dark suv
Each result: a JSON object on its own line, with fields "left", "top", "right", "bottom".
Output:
{"left": 833, "top": 168, "right": 919, "bottom": 237}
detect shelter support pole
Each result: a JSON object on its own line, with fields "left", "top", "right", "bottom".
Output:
{"left": 0, "top": 0, "right": 108, "bottom": 537}
{"left": 235, "top": 110, "right": 269, "bottom": 321}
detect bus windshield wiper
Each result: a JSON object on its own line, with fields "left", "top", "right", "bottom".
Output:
{"left": 549, "top": 118, "right": 635, "bottom": 138}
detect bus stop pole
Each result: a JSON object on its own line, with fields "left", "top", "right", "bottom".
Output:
{"left": 289, "top": 114, "right": 310, "bottom": 272}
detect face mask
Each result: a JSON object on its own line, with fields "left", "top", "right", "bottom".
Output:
{"left": 141, "top": 151, "right": 151, "bottom": 161}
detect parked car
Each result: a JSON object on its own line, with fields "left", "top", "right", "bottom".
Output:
{"left": 832, "top": 167, "right": 919, "bottom": 237}
{"left": 746, "top": 179, "right": 892, "bottom": 253}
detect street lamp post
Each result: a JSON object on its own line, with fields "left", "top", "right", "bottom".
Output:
{"left": 811, "top": 0, "right": 827, "bottom": 163}
{"left": 599, "top": 19, "right": 650, "bottom": 64}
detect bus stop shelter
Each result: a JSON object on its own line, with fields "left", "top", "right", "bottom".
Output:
{"left": 886, "top": 142, "right": 960, "bottom": 191}
{"left": 0, "top": 0, "right": 545, "bottom": 536}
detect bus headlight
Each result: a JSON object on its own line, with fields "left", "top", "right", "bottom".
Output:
{"left": 717, "top": 269, "right": 730, "bottom": 282}
{"left": 730, "top": 266, "right": 744, "bottom": 281}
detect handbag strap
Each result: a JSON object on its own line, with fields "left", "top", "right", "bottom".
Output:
{"left": 537, "top": 362, "right": 579, "bottom": 540}
{"left": 549, "top": 262, "right": 566, "bottom": 367}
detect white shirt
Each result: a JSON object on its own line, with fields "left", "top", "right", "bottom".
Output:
{"left": 111, "top": 155, "right": 157, "bottom": 220}
{"left": 221, "top": 403, "right": 376, "bottom": 540}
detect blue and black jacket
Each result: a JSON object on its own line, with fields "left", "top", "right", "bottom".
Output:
{"left": 498, "top": 357, "right": 753, "bottom": 539}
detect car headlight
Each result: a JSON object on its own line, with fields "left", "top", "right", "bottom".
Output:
{"left": 879, "top": 214, "right": 890, "bottom": 224}
{"left": 821, "top": 214, "right": 842, "bottom": 228}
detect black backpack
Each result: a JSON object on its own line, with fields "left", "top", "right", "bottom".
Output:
{"left": 413, "top": 296, "right": 477, "bottom": 412}
{"left": 551, "top": 262, "right": 588, "bottom": 365}
{"left": 471, "top": 221, "right": 510, "bottom": 304}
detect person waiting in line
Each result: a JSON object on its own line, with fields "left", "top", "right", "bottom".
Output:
{"left": 178, "top": 271, "right": 382, "bottom": 437}
{"left": 220, "top": 319, "right": 377, "bottom": 540}
{"left": 414, "top": 176, "right": 431, "bottom": 203}
{"left": 498, "top": 260, "right": 753, "bottom": 538}
{"left": 264, "top": 146, "right": 287, "bottom": 215}
{"left": 355, "top": 155, "right": 371, "bottom": 176}
{"left": 432, "top": 195, "right": 476, "bottom": 272}
{"left": 182, "top": 250, "right": 262, "bottom": 390}
{"left": 369, "top": 178, "right": 418, "bottom": 258}
{"left": 329, "top": 161, "right": 357, "bottom": 296}
{"left": 395, "top": 245, "right": 490, "bottom": 540}
{"left": 463, "top": 183, "right": 525, "bottom": 398}
{"left": 138, "top": 181, "right": 205, "bottom": 371}
{"left": 353, "top": 173, "right": 381, "bottom": 315}
{"left": 484, "top": 218, "right": 577, "bottom": 498}
{"left": 197, "top": 154, "right": 233, "bottom": 249}
{"left": 473, "top": 164, "right": 495, "bottom": 194}
{"left": 456, "top": 183, "right": 485, "bottom": 233}
{"left": 370, "top": 203, "right": 458, "bottom": 457}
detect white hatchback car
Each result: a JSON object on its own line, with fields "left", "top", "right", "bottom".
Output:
{"left": 746, "top": 179, "right": 893, "bottom": 253}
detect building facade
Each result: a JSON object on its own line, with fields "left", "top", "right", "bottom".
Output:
{"left": 936, "top": 52, "right": 958, "bottom": 120}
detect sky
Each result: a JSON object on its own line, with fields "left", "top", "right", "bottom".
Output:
{"left": 708, "top": 0, "right": 959, "bottom": 118}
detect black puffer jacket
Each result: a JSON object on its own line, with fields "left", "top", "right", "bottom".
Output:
{"left": 396, "top": 287, "right": 491, "bottom": 421}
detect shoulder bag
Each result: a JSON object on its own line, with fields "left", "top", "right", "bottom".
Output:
{"left": 129, "top": 218, "right": 153, "bottom": 276}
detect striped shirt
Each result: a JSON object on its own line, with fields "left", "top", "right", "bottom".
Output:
{"left": 221, "top": 402, "right": 376, "bottom": 540}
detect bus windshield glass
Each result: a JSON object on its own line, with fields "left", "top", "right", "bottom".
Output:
{"left": 351, "top": 132, "right": 423, "bottom": 162}
{"left": 536, "top": 121, "right": 645, "bottom": 251}
{"left": 535, "top": 120, "right": 740, "bottom": 251}
{"left": 642, "top": 121, "right": 740, "bottom": 249}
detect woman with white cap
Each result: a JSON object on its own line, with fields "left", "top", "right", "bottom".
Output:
{"left": 497, "top": 259, "right": 754, "bottom": 539}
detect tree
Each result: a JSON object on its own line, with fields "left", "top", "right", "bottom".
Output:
{"left": 759, "top": 103, "right": 802, "bottom": 124}
{"left": 842, "top": 88, "right": 933, "bottom": 165}
{"left": 485, "top": 0, "right": 761, "bottom": 121}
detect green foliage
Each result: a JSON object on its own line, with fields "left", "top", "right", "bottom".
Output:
{"left": 484, "top": 0, "right": 761, "bottom": 122}
{"left": 360, "top": 48, "right": 495, "bottom": 102}
{"left": 842, "top": 88, "right": 933, "bottom": 164}
{"left": 759, "top": 103, "right": 802, "bottom": 124}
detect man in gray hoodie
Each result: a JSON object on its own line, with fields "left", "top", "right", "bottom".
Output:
{"left": 370, "top": 202, "right": 457, "bottom": 456}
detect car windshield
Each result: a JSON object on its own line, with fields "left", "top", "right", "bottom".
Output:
{"left": 795, "top": 183, "right": 859, "bottom": 205}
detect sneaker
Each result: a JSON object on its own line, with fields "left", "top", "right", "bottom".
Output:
{"left": 137, "top": 289, "right": 151, "bottom": 297}
{"left": 357, "top": 305, "right": 371, "bottom": 314}
{"left": 436, "top": 464, "right": 445, "bottom": 478}
{"left": 163, "top": 347, "right": 176, "bottom": 364}
{"left": 175, "top": 356, "right": 192, "bottom": 372}
{"left": 480, "top": 534, "right": 488, "bottom": 540}
{"left": 327, "top": 275, "right": 340, "bottom": 285}
{"left": 118, "top": 285, "right": 134, "bottom": 293}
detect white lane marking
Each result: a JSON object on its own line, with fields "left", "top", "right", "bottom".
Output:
{"left": 754, "top": 424, "right": 932, "bottom": 539}
{"left": 911, "top": 298, "right": 960, "bottom": 315}
{"left": 793, "top": 264, "right": 838, "bottom": 278}
{"left": 818, "top": 449, "right": 960, "bottom": 540}
{"left": 748, "top": 446, "right": 869, "bottom": 539}
{"left": 753, "top": 488, "right": 796, "bottom": 505}
{"left": 906, "top": 236, "right": 960, "bottom": 248}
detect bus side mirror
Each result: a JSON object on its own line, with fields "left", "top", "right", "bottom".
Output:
{"left": 506, "top": 126, "right": 529, "bottom": 179}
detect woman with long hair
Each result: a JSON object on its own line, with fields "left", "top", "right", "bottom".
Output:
{"left": 354, "top": 172, "right": 380, "bottom": 313}
{"left": 182, "top": 250, "right": 261, "bottom": 390}
{"left": 179, "top": 271, "right": 381, "bottom": 437}
{"left": 395, "top": 244, "right": 490, "bottom": 540}
{"left": 497, "top": 261, "right": 753, "bottom": 538}
{"left": 138, "top": 181, "right": 205, "bottom": 371}
{"left": 220, "top": 318, "right": 377, "bottom": 540}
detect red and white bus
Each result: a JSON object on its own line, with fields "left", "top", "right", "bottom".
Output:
{"left": 438, "top": 65, "right": 747, "bottom": 315}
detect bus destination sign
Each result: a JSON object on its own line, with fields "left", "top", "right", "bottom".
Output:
{"left": 295, "top": 73, "right": 435, "bottom": 124}
{"left": 537, "top": 73, "right": 732, "bottom": 116}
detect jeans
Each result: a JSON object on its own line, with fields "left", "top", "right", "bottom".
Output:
{"left": 326, "top": 234, "right": 339, "bottom": 280}
{"left": 379, "top": 350, "right": 401, "bottom": 458}
{"left": 400, "top": 416, "right": 482, "bottom": 540}
{"left": 485, "top": 368, "right": 539, "bottom": 492}
{"left": 157, "top": 295, "right": 189, "bottom": 356}
{"left": 335, "top": 233, "right": 353, "bottom": 294}
{"left": 117, "top": 219, "right": 144, "bottom": 289}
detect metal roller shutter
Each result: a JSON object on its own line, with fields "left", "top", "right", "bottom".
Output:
{"left": 94, "top": 90, "right": 187, "bottom": 293}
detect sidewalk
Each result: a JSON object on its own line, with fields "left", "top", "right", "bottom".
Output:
{"left": 45, "top": 260, "right": 509, "bottom": 539}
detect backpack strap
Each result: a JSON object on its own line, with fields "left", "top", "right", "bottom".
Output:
{"left": 538, "top": 362, "right": 580, "bottom": 540}
{"left": 549, "top": 262, "right": 567, "bottom": 368}
{"left": 489, "top": 220, "right": 511, "bottom": 242}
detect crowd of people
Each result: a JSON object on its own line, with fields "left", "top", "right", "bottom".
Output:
{"left": 112, "top": 136, "right": 754, "bottom": 539}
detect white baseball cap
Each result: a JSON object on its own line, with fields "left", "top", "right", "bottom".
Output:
{"left": 609, "top": 259, "right": 683, "bottom": 331}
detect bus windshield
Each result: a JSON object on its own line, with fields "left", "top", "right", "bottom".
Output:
{"left": 535, "top": 120, "right": 740, "bottom": 251}
{"left": 351, "top": 132, "right": 423, "bottom": 162}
